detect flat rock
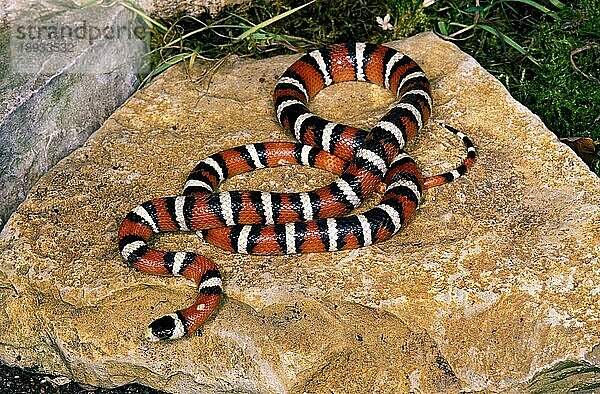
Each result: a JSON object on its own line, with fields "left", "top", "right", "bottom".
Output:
{"left": 0, "top": 33, "right": 599, "bottom": 393}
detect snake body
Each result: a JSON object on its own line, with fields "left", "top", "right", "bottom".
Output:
{"left": 117, "top": 43, "right": 475, "bottom": 341}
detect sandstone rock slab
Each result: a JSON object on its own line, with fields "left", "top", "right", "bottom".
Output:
{"left": 0, "top": 33, "right": 599, "bottom": 393}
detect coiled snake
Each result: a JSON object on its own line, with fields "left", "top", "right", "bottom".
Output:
{"left": 118, "top": 43, "right": 476, "bottom": 341}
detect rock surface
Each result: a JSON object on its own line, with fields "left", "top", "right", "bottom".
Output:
{"left": 0, "top": 2, "right": 146, "bottom": 229}
{"left": 0, "top": 0, "right": 245, "bottom": 25}
{"left": 1, "top": 33, "right": 599, "bottom": 393}
{"left": 135, "top": 0, "right": 247, "bottom": 18}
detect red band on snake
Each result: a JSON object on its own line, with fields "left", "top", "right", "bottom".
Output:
{"left": 117, "top": 43, "right": 476, "bottom": 341}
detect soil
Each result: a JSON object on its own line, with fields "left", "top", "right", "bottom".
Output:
{"left": 0, "top": 362, "right": 165, "bottom": 394}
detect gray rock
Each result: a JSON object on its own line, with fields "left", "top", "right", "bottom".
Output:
{"left": 135, "top": 0, "right": 248, "bottom": 18}
{"left": 0, "top": 0, "right": 248, "bottom": 24}
{"left": 0, "top": 2, "right": 147, "bottom": 229}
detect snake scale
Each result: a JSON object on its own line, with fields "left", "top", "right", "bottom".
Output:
{"left": 118, "top": 43, "right": 476, "bottom": 341}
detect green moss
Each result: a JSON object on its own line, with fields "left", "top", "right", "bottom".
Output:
{"left": 388, "top": 0, "right": 431, "bottom": 37}
{"left": 511, "top": 1, "right": 599, "bottom": 140}
{"left": 421, "top": 0, "right": 599, "bottom": 173}
{"left": 50, "top": 76, "right": 73, "bottom": 104}
{"left": 424, "top": 0, "right": 599, "bottom": 140}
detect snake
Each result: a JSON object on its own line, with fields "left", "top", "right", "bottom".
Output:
{"left": 117, "top": 43, "right": 476, "bottom": 341}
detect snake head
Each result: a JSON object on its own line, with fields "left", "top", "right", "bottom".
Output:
{"left": 146, "top": 312, "right": 187, "bottom": 341}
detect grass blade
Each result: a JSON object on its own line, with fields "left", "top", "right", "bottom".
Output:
{"left": 547, "top": 0, "right": 566, "bottom": 9}
{"left": 477, "top": 24, "right": 540, "bottom": 66}
{"left": 78, "top": 0, "right": 102, "bottom": 8}
{"left": 437, "top": 21, "right": 449, "bottom": 36}
{"left": 234, "top": 0, "right": 316, "bottom": 41}
{"left": 140, "top": 52, "right": 192, "bottom": 86}
{"left": 189, "top": 51, "right": 198, "bottom": 69}
{"left": 502, "top": 0, "right": 559, "bottom": 19}
{"left": 466, "top": 0, "right": 560, "bottom": 19}
{"left": 464, "top": 5, "right": 489, "bottom": 13}
{"left": 119, "top": 0, "right": 168, "bottom": 33}
{"left": 156, "top": 53, "right": 191, "bottom": 72}
{"left": 164, "top": 25, "right": 216, "bottom": 48}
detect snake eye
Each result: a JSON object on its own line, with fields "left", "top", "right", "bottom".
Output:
{"left": 146, "top": 312, "right": 186, "bottom": 341}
